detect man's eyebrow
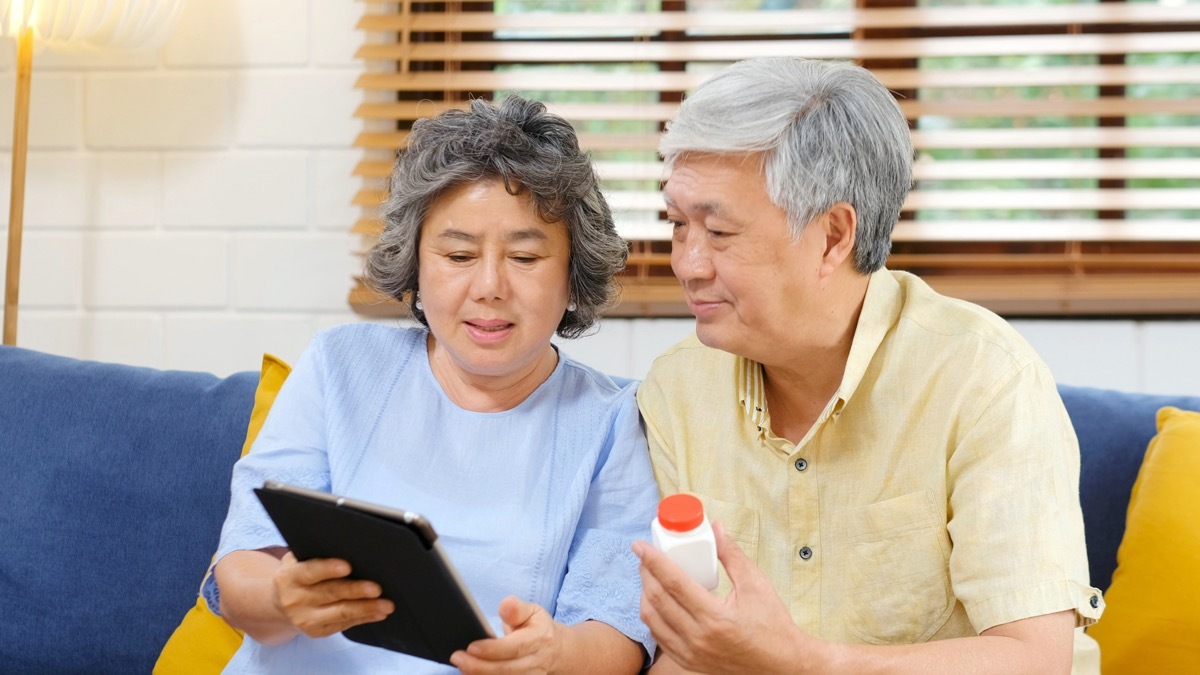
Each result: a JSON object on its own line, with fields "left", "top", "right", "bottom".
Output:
{"left": 662, "top": 193, "right": 728, "bottom": 219}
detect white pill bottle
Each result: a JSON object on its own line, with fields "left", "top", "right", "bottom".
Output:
{"left": 650, "top": 493, "right": 719, "bottom": 590}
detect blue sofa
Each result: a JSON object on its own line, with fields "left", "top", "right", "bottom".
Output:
{"left": 1, "top": 344, "right": 1198, "bottom": 672}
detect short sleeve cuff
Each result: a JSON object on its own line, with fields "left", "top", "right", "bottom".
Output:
{"left": 201, "top": 567, "right": 222, "bottom": 616}
{"left": 553, "top": 529, "right": 656, "bottom": 663}
{"left": 967, "top": 579, "right": 1105, "bottom": 632}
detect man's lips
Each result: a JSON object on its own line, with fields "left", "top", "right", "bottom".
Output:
{"left": 686, "top": 298, "right": 725, "bottom": 314}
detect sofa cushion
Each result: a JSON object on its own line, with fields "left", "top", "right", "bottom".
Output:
{"left": 154, "top": 353, "right": 292, "bottom": 674}
{"left": 1058, "top": 385, "right": 1200, "bottom": 591}
{"left": 1086, "top": 406, "right": 1200, "bottom": 674}
{"left": 0, "top": 346, "right": 257, "bottom": 673}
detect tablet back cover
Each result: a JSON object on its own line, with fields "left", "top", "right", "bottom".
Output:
{"left": 254, "top": 487, "right": 492, "bottom": 665}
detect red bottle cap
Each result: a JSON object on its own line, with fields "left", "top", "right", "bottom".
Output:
{"left": 657, "top": 493, "right": 705, "bottom": 533}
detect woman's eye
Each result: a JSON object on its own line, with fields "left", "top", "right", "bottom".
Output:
{"left": 447, "top": 253, "right": 473, "bottom": 263}
{"left": 511, "top": 255, "right": 538, "bottom": 264}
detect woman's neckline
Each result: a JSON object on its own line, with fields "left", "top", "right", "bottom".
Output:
{"left": 421, "top": 330, "right": 564, "bottom": 414}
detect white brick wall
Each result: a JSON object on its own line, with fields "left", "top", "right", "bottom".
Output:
{"left": 0, "top": 0, "right": 1197, "bottom": 397}
{"left": 0, "top": 73, "right": 83, "bottom": 148}
{"left": 162, "top": 152, "right": 308, "bottom": 228}
{"left": 163, "top": 0, "right": 308, "bottom": 68}
{"left": 86, "top": 74, "right": 232, "bottom": 148}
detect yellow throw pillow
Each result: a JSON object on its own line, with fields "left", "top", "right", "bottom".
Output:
{"left": 1087, "top": 406, "right": 1200, "bottom": 674}
{"left": 153, "top": 354, "right": 292, "bottom": 674}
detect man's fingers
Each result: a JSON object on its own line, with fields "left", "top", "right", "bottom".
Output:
{"left": 638, "top": 585, "right": 684, "bottom": 657}
{"left": 634, "top": 540, "right": 715, "bottom": 618}
{"left": 637, "top": 547, "right": 705, "bottom": 644}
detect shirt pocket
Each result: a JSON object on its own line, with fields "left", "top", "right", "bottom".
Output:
{"left": 700, "top": 496, "right": 759, "bottom": 597}
{"left": 843, "top": 489, "right": 954, "bottom": 645}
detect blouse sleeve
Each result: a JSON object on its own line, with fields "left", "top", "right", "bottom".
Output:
{"left": 552, "top": 386, "right": 659, "bottom": 661}
{"left": 202, "top": 336, "right": 333, "bottom": 615}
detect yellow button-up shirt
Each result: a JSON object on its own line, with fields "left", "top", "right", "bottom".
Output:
{"left": 637, "top": 269, "right": 1103, "bottom": 646}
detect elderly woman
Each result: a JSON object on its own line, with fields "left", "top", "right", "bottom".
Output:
{"left": 205, "top": 96, "right": 657, "bottom": 674}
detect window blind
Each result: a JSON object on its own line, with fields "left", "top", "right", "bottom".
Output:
{"left": 350, "top": 0, "right": 1200, "bottom": 317}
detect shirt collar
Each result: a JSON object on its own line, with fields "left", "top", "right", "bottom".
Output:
{"left": 736, "top": 268, "right": 902, "bottom": 433}
{"left": 736, "top": 356, "right": 768, "bottom": 434}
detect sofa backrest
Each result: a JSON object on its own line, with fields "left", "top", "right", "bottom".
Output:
{"left": 3, "top": 343, "right": 1196, "bottom": 668}
{"left": 0, "top": 346, "right": 257, "bottom": 673}
{"left": 1058, "top": 383, "right": 1200, "bottom": 592}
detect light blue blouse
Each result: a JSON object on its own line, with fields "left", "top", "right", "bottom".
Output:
{"left": 205, "top": 324, "right": 659, "bottom": 674}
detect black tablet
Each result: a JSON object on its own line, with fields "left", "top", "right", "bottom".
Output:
{"left": 253, "top": 481, "right": 495, "bottom": 665}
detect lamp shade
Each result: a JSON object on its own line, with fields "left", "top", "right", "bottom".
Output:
{"left": 0, "top": 0, "right": 184, "bottom": 51}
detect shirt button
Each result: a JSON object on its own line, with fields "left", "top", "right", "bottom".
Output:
{"left": 1090, "top": 595, "right": 1100, "bottom": 609}
{"left": 794, "top": 458, "right": 808, "bottom": 472}
{"left": 798, "top": 546, "right": 813, "bottom": 560}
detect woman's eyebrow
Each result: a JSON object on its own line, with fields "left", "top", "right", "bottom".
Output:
{"left": 437, "top": 228, "right": 477, "bottom": 242}
{"left": 504, "top": 228, "right": 549, "bottom": 242}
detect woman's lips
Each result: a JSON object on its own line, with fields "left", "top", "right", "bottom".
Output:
{"left": 465, "top": 319, "right": 514, "bottom": 343}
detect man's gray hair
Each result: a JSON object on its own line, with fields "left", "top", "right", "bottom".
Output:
{"left": 364, "top": 95, "right": 627, "bottom": 338}
{"left": 659, "top": 57, "right": 913, "bottom": 274}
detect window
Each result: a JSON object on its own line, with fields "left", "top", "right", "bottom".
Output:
{"left": 350, "top": 0, "right": 1200, "bottom": 317}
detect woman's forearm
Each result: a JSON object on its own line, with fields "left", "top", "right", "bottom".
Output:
{"left": 555, "top": 620, "right": 646, "bottom": 675}
{"left": 214, "top": 547, "right": 300, "bottom": 646}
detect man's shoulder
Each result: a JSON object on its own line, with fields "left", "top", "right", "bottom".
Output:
{"left": 891, "top": 270, "right": 1041, "bottom": 368}
{"left": 645, "top": 333, "right": 737, "bottom": 380}
{"left": 639, "top": 332, "right": 741, "bottom": 416}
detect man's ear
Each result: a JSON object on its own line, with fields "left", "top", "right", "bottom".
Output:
{"left": 820, "top": 201, "right": 857, "bottom": 276}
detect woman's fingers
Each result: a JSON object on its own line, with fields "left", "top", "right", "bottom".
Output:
{"left": 272, "top": 556, "right": 394, "bottom": 637}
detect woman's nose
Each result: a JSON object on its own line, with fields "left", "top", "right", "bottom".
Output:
{"left": 471, "top": 255, "right": 508, "bottom": 301}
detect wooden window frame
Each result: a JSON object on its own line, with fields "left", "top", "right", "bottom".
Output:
{"left": 349, "top": 1, "right": 1200, "bottom": 319}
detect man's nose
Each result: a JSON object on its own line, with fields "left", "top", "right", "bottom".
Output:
{"left": 672, "top": 228, "right": 714, "bottom": 281}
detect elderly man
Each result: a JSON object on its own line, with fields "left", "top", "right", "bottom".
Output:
{"left": 632, "top": 57, "right": 1104, "bottom": 674}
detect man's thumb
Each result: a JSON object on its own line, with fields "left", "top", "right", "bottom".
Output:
{"left": 713, "top": 521, "right": 751, "bottom": 584}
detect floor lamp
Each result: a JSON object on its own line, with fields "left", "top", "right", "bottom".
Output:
{"left": 1, "top": 0, "right": 185, "bottom": 346}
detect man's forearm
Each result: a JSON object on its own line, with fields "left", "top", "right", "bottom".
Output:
{"left": 823, "top": 610, "right": 1073, "bottom": 675}
{"left": 652, "top": 610, "right": 1074, "bottom": 675}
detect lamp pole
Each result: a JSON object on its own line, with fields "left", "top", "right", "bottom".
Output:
{"left": 3, "top": 24, "right": 33, "bottom": 346}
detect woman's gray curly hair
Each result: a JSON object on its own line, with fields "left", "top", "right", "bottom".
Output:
{"left": 363, "top": 95, "right": 627, "bottom": 339}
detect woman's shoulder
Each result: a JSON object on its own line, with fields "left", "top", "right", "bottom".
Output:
{"left": 309, "top": 323, "right": 425, "bottom": 369}
{"left": 555, "top": 349, "right": 639, "bottom": 409}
